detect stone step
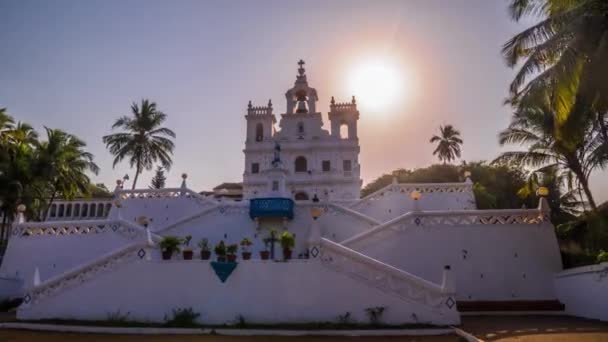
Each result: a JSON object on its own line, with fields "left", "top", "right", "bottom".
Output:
{"left": 457, "top": 300, "right": 565, "bottom": 312}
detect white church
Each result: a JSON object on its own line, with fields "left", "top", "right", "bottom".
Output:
{"left": 0, "top": 61, "right": 605, "bottom": 327}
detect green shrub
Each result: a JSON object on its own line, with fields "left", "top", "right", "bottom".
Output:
{"left": 597, "top": 250, "right": 608, "bottom": 263}
{"left": 198, "top": 238, "right": 210, "bottom": 251}
{"left": 227, "top": 243, "right": 238, "bottom": 255}
{"left": 279, "top": 231, "right": 295, "bottom": 250}
{"left": 159, "top": 236, "right": 181, "bottom": 253}
{"left": 214, "top": 241, "right": 226, "bottom": 256}
{"left": 364, "top": 306, "right": 385, "bottom": 325}
{"left": 165, "top": 307, "right": 200, "bottom": 327}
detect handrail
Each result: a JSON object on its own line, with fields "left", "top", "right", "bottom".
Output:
{"left": 153, "top": 203, "right": 221, "bottom": 234}
{"left": 298, "top": 202, "right": 380, "bottom": 226}
{"left": 321, "top": 238, "right": 445, "bottom": 294}
{"left": 341, "top": 208, "right": 546, "bottom": 247}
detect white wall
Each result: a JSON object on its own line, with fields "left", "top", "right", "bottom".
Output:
{"left": 350, "top": 222, "right": 562, "bottom": 301}
{"left": 19, "top": 258, "right": 459, "bottom": 325}
{"left": 0, "top": 276, "right": 22, "bottom": 300}
{"left": 118, "top": 195, "right": 209, "bottom": 231}
{"left": 555, "top": 263, "right": 608, "bottom": 321}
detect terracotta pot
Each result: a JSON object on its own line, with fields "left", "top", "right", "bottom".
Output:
{"left": 162, "top": 250, "right": 173, "bottom": 260}
{"left": 283, "top": 248, "right": 292, "bottom": 260}
{"left": 217, "top": 255, "right": 227, "bottom": 262}
{"left": 200, "top": 250, "right": 211, "bottom": 260}
{"left": 242, "top": 251, "right": 252, "bottom": 260}
{"left": 227, "top": 254, "right": 237, "bottom": 262}
{"left": 183, "top": 250, "right": 193, "bottom": 260}
{"left": 260, "top": 250, "right": 270, "bottom": 260}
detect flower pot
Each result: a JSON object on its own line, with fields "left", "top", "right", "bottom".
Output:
{"left": 217, "top": 255, "right": 227, "bottom": 262}
{"left": 182, "top": 250, "right": 193, "bottom": 260}
{"left": 200, "top": 250, "right": 211, "bottom": 260}
{"left": 283, "top": 248, "right": 292, "bottom": 260}
{"left": 227, "top": 254, "right": 237, "bottom": 262}
{"left": 162, "top": 250, "right": 173, "bottom": 260}
{"left": 260, "top": 250, "right": 270, "bottom": 260}
{"left": 242, "top": 251, "right": 252, "bottom": 260}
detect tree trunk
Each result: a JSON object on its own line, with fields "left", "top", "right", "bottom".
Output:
{"left": 569, "top": 159, "right": 597, "bottom": 211}
{"left": 132, "top": 161, "right": 141, "bottom": 190}
{"left": 0, "top": 213, "right": 7, "bottom": 258}
{"left": 598, "top": 112, "right": 608, "bottom": 146}
{"left": 44, "top": 189, "right": 58, "bottom": 221}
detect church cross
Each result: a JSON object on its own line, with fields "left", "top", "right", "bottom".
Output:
{"left": 298, "top": 59, "right": 305, "bottom": 68}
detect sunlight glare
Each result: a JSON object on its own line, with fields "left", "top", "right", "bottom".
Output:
{"left": 348, "top": 59, "right": 407, "bottom": 114}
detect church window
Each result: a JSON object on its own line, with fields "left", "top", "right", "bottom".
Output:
{"left": 81, "top": 203, "right": 88, "bottom": 217}
{"left": 343, "top": 160, "right": 352, "bottom": 171}
{"left": 295, "top": 156, "right": 307, "bottom": 172}
{"left": 340, "top": 123, "right": 349, "bottom": 139}
{"left": 58, "top": 204, "right": 65, "bottom": 217}
{"left": 297, "top": 122, "right": 305, "bottom": 134}
{"left": 322, "top": 160, "right": 331, "bottom": 172}
{"left": 255, "top": 123, "right": 264, "bottom": 142}
{"left": 272, "top": 181, "right": 279, "bottom": 191}
{"left": 251, "top": 163, "right": 260, "bottom": 174}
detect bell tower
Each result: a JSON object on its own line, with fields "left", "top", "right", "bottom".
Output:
{"left": 245, "top": 100, "right": 276, "bottom": 143}
{"left": 329, "top": 96, "right": 359, "bottom": 140}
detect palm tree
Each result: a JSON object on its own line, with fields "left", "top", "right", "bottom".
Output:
{"left": 35, "top": 128, "right": 100, "bottom": 218}
{"left": 493, "top": 105, "right": 604, "bottom": 211}
{"left": 503, "top": 0, "right": 608, "bottom": 140}
{"left": 103, "top": 99, "right": 175, "bottom": 189}
{"left": 149, "top": 166, "right": 166, "bottom": 189}
{"left": 430, "top": 125, "right": 463, "bottom": 164}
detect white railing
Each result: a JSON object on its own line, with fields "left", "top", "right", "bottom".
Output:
{"left": 342, "top": 208, "right": 548, "bottom": 248}
{"left": 11, "top": 218, "right": 151, "bottom": 240}
{"left": 117, "top": 188, "right": 217, "bottom": 204}
{"left": 21, "top": 242, "right": 151, "bottom": 307}
{"left": 320, "top": 239, "right": 454, "bottom": 311}
{"left": 351, "top": 181, "right": 473, "bottom": 210}
{"left": 45, "top": 200, "right": 113, "bottom": 221}
{"left": 297, "top": 202, "right": 380, "bottom": 227}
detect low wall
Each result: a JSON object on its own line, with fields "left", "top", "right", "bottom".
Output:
{"left": 555, "top": 263, "right": 608, "bottom": 321}
{"left": 18, "top": 258, "right": 459, "bottom": 325}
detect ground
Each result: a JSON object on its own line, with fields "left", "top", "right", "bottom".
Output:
{"left": 461, "top": 315, "right": 608, "bottom": 341}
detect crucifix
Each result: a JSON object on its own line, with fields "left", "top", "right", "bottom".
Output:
{"left": 267, "top": 230, "right": 279, "bottom": 260}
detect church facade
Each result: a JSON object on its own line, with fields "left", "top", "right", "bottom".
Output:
{"left": 243, "top": 60, "right": 362, "bottom": 201}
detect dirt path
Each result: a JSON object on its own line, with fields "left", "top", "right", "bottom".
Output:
{"left": 461, "top": 315, "right": 608, "bottom": 341}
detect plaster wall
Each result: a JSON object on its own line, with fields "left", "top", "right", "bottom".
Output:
{"left": 19, "top": 259, "right": 459, "bottom": 325}
{"left": 352, "top": 223, "right": 562, "bottom": 301}
{"left": 554, "top": 263, "right": 608, "bottom": 321}
{"left": 118, "top": 195, "right": 208, "bottom": 231}
{"left": 0, "top": 232, "right": 129, "bottom": 290}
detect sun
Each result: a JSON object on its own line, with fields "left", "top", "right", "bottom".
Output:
{"left": 348, "top": 59, "right": 407, "bottom": 113}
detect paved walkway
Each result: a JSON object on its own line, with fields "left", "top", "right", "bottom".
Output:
{"left": 461, "top": 315, "right": 608, "bottom": 341}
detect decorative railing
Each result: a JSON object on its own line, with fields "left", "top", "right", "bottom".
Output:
{"left": 45, "top": 200, "right": 112, "bottom": 221}
{"left": 342, "top": 209, "right": 549, "bottom": 248}
{"left": 298, "top": 202, "right": 380, "bottom": 227}
{"left": 247, "top": 105, "right": 273, "bottom": 116}
{"left": 12, "top": 219, "right": 147, "bottom": 240}
{"left": 351, "top": 182, "right": 473, "bottom": 210}
{"left": 21, "top": 242, "right": 150, "bottom": 307}
{"left": 330, "top": 102, "right": 357, "bottom": 112}
{"left": 320, "top": 238, "right": 455, "bottom": 311}
{"left": 116, "top": 188, "right": 218, "bottom": 207}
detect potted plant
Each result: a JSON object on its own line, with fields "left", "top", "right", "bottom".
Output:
{"left": 182, "top": 235, "right": 193, "bottom": 260}
{"left": 227, "top": 243, "right": 238, "bottom": 262}
{"left": 279, "top": 231, "right": 295, "bottom": 260}
{"left": 198, "top": 238, "right": 211, "bottom": 260}
{"left": 240, "top": 238, "right": 253, "bottom": 260}
{"left": 160, "top": 236, "right": 181, "bottom": 260}
{"left": 215, "top": 240, "right": 227, "bottom": 262}
{"left": 260, "top": 238, "right": 270, "bottom": 260}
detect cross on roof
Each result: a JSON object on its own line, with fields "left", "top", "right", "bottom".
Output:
{"left": 298, "top": 59, "right": 305, "bottom": 68}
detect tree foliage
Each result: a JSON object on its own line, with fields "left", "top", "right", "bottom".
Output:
{"left": 103, "top": 99, "right": 175, "bottom": 189}
{"left": 429, "top": 125, "right": 463, "bottom": 164}
{"left": 150, "top": 166, "right": 166, "bottom": 189}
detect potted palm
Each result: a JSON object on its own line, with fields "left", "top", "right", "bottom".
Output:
{"left": 240, "top": 238, "right": 252, "bottom": 260}
{"left": 160, "top": 236, "right": 181, "bottom": 260}
{"left": 198, "top": 238, "right": 211, "bottom": 260}
{"left": 215, "top": 240, "right": 227, "bottom": 262}
{"left": 260, "top": 237, "right": 270, "bottom": 260}
{"left": 182, "top": 235, "right": 193, "bottom": 260}
{"left": 279, "top": 231, "right": 295, "bottom": 260}
{"left": 227, "top": 243, "right": 238, "bottom": 262}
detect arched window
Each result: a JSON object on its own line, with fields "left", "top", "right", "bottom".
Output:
{"left": 340, "top": 122, "right": 349, "bottom": 139}
{"left": 294, "top": 156, "right": 307, "bottom": 173}
{"left": 255, "top": 123, "right": 264, "bottom": 142}
{"left": 81, "top": 203, "right": 88, "bottom": 217}
{"left": 297, "top": 122, "right": 305, "bottom": 134}
{"left": 96, "top": 203, "right": 104, "bottom": 217}
{"left": 295, "top": 192, "right": 309, "bottom": 201}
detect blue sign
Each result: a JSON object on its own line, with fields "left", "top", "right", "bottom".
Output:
{"left": 249, "top": 197, "right": 294, "bottom": 220}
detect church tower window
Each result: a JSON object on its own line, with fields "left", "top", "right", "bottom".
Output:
{"left": 322, "top": 160, "right": 331, "bottom": 172}
{"left": 251, "top": 163, "right": 260, "bottom": 174}
{"left": 343, "top": 160, "right": 352, "bottom": 171}
{"left": 255, "top": 123, "right": 264, "bottom": 142}
{"left": 295, "top": 156, "right": 307, "bottom": 173}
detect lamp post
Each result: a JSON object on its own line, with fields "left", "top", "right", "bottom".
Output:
{"left": 410, "top": 190, "right": 422, "bottom": 212}
{"left": 308, "top": 205, "right": 323, "bottom": 259}
{"left": 536, "top": 186, "right": 550, "bottom": 216}
{"left": 16, "top": 204, "right": 26, "bottom": 224}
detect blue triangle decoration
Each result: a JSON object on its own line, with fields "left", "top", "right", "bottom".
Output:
{"left": 210, "top": 262, "right": 238, "bottom": 283}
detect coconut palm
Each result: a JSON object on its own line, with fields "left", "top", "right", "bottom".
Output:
{"left": 503, "top": 0, "right": 608, "bottom": 139}
{"left": 35, "top": 128, "right": 100, "bottom": 218}
{"left": 103, "top": 99, "right": 175, "bottom": 189}
{"left": 430, "top": 125, "right": 463, "bottom": 164}
{"left": 493, "top": 104, "right": 604, "bottom": 211}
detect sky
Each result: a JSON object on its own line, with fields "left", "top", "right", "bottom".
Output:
{"left": 1, "top": 0, "right": 607, "bottom": 202}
